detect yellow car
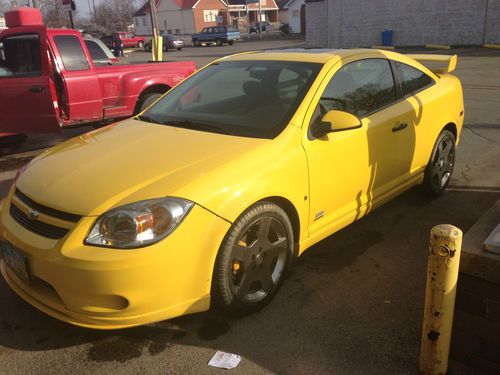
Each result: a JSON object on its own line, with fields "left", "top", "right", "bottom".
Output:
{"left": 0, "top": 49, "right": 463, "bottom": 329}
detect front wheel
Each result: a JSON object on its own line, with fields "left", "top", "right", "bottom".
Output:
{"left": 423, "top": 129, "right": 456, "bottom": 195}
{"left": 212, "top": 202, "right": 293, "bottom": 315}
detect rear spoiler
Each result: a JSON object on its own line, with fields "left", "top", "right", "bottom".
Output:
{"left": 406, "top": 54, "right": 457, "bottom": 75}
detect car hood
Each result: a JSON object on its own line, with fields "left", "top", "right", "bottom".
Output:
{"left": 16, "top": 119, "right": 267, "bottom": 217}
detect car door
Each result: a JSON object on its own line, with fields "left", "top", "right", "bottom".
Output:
{"left": 50, "top": 33, "right": 103, "bottom": 123}
{"left": 0, "top": 28, "right": 63, "bottom": 133}
{"left": 303, "top": 57, "right": 408, "bottom": 237}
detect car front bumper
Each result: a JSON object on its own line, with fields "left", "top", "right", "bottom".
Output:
{"left": 0, "top": 189, "right": 230, "bottom": 329}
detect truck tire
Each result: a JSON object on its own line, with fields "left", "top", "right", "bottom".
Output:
{"left": 136, "top": 92, "right": 163, "bottom": 114}
{"left": 228, "top": 40, "right": 234, "bottom": 45}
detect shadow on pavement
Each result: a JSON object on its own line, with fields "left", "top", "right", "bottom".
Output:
{"left": 0, "top": 187, "right": 498, "bottom": 373}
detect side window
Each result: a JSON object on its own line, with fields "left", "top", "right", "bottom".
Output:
{"left": 54, "top": 35, "right": 90, "bottom": 71}
{"left": 319, "top": 59, "right": 396, "bottom": 118}
{"left": 396, "top": 62, "right": 434, "bottom": 97}
{"left": 84, "top": 40, "right": 108, "bottom": 61}
{"left": 201, "top": 28, "right": 208, "bottom": 33}
{"left": 0, "top": 34, "right": 41, "bottom": 77}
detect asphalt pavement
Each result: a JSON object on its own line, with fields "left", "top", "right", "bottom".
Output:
{"left": 0, "top": 40, "right": 499, "bottom": 374}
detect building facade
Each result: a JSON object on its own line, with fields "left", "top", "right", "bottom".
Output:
{"left": 306, "top": 0, "right": 500, "bottom": 48}
{"left": 133, "top": 0, "right": 278, "bottom": 35}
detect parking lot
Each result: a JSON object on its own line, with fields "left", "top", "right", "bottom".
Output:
{"left": 0, "top": 38, "right": 499, "bottom": 374}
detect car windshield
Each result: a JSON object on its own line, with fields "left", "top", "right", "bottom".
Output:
{"left": 141, "top": 60, "right": 322, "bottom": 138}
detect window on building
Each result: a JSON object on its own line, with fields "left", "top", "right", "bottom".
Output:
{"left": 134, "top": 18, "right": 138, "bottom": 27}
{"left": 319, "top": 59, "right": 396, "bottom": 117}
{"left": 396, "top": 62, "right": 434, "bottom": 97}
{"left": 54, "top": 35, "right": 90, "bottom": 71}
{"left": 175, "top": 29, "right": 180, "bottom": 34}
{"left": 167, "top": 29, "right": 173, "bottom": 34}
{"left": 203, "top": 10, "right": 218, "bottom": 22}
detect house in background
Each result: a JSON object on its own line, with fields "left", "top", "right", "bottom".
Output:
{"left": 276, "top": 0, "right": 305, "bottom": 34}
{"left": 133, "top": 0, "right": 229, "bottom": 35}
{"left": 133, "top": 0, "right": 279, "bottom": 35}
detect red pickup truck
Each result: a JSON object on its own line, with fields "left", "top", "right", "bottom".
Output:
{"left": 0, "top": 8, "right": 196, "bottom": 135}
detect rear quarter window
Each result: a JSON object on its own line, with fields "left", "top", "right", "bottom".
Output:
{"left": 54, "top": 35, "right": 90, "bottom": 71}
{"left": 396, "top": 62, "right": 434, "bottom": 97}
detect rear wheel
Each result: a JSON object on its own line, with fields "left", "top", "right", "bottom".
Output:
{"left": 135, "top": 92, "right": 163, "bottom": 114}
{"left": 212, "top": 202, "right": 293, "bottom": 314}
{"left": 423, "top": 129, "right": 456, "bottom": 195}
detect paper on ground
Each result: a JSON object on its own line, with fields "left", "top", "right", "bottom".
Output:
{"left": 208, "top": 351, "right": 241, "bottom": 369}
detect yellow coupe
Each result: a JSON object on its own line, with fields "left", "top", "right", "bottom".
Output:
{"left": 0, "top": 49, "right": 463, "bottom": 329}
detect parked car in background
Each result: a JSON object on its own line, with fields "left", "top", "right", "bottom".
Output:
{"left": 144, "top": 33, "right": 184, "bottom": 52}
{"left": 0, "top": 8, "right": 196, "bottom": 134}
{"left": 113, "top": 31, "right": 145, "bottom": 48}
{"left": 83, "top": 35, "right": 119, "bottom": 65}
{"left": 192, "top": 25, "right": 240, "bottom": 46}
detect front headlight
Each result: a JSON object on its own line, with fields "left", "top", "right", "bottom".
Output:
{"left": 85, "top": 198, "right": 193, "bottom": 249}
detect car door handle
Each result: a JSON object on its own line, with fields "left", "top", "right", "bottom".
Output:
{"left": 392, "top": 122, "right": 408, "bottom": 132}
{"left": 30, "top": 86, "right": 45, "bottom": 93}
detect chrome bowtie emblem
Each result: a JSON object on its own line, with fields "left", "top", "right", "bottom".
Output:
{"left": 28, "top": 209, "right": 40, "bottom": 221}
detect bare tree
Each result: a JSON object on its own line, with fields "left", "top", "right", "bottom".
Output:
{"left": 95, "top": 0, "right": 138, "bottom": 34}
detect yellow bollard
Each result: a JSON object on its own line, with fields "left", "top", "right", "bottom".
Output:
{"left": 152, "top": 35, "right": 163, "bottom": 62}
{"left": 420, "top": 224, "right": 463, "bottom": 375}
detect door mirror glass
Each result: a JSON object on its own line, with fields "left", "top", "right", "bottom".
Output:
{"left": 311, "top": 110, "right": 361, "bottom": 138}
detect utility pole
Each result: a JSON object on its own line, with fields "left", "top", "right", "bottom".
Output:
{"left": 68, "top": 10, "right": 74, "bottom": 28}
{"left": 149, "top": 0, "right": 162, "bottom": 61}
{"left": 246, "top": 0, "right": 249, "bottom": 40}
{"left": 258, "top": 0, "right": 262, "bottom": 39}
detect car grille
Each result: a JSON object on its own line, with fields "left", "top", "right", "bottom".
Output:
{"left": 9, "top": 189, "right": 82, "bottom": 240}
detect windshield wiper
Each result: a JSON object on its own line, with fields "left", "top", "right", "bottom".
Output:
{"left": 135, "top": 114, "right": 163, "bottom": 125}
{"left": 163, "top": 119, "right": 233, "bottom": 135}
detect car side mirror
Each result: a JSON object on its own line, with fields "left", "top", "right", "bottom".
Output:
{"left": 311, "top": 110, "right": 362, "bottom": 138}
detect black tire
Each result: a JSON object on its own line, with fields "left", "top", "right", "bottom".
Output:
{"left": 137, "top": 41, "right": 144, "bottom": 48}
{"left": 228, "top": 40, "right": 234, "bottom": 46}
{"left": 177, "top": 47, "right": 182, "bottom": 51}
{"left": 212, "top": 201, "right": 294, "bottom": 315}
{"left": 216, "top": 39, "right": 223, "bottom": 47}
{"left": 136, "top": 92, "right": 163, "bottom": 113}
{"left": 423, "top": 129, "right": 456, "bottom": 195}
{"left": 144, "top": 44, "right": 151, "bottom": 52}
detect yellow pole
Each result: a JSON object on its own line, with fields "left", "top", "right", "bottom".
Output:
{"left": 420, "top": 224, "right": 463, "bottom": 375}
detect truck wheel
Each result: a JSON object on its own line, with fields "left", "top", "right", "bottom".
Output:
{"left": 228, "top": 40, "right": 234, "bottom": 45}
{"left": 216, "top": 39, "right": 223, "bottom": 47}
{"left": 136, "top": 92, "right": 163, "bottom": 113}
{"left": 137, "top": 41, "right": 144, "bottom": 48}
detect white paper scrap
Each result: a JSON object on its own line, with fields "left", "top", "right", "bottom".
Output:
{"left": 208, "top": 351, "right": 241, "bottom": 369}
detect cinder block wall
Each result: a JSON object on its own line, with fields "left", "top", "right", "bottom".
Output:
{"left": 306, "top": 0, "right": 500, "bottom": 48}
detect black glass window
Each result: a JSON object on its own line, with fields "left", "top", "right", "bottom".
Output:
{"left": 396, "top": 62, "right": 434, "bottom": 97}
{"left": 84, "top": 40, "right": 108, "bottom": 61}
{"left": 320, "top": 59, "right": 397, "bottom": 117}
{"left": 54, "top": 35, "right": 89, "bottom": 71}
{"left": 0, "top": 34, "right": 41, "bottom": 77}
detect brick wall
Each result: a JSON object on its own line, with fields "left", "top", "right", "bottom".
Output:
{"left": 306, "top": 0, "right": 500, "bottom": 48}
